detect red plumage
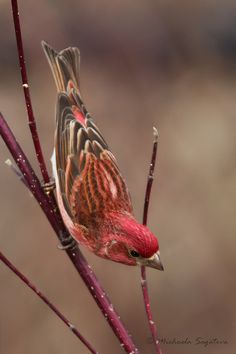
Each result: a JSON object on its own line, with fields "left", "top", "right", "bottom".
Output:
{"left": 42, "top": 41, "right": 163, "bottom": 270}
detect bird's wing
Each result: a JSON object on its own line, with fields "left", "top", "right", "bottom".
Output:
{"left": 42, "top": 42, "right": 132, "bottom": 227}
{"left": 56, "top": 94, "right": 132, "bottom": 227}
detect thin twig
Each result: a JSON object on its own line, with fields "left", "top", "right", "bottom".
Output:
{"left": 11, "top": 0, "right": 50, "bottom": 183}
{"left": 143, "top": 127, "right": 158, "bottom": 226}
{"left": 0, "top": 112, "right": 139, "bottom": 354}
{"left": 141, "top": 127, "right": 162, "bottom": 354}
{"left": 0, "top": 251, "right": 98, "bottom": 354}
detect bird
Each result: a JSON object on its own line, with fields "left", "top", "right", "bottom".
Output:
{"left": 42, "top": 41, "right": 163, "bottom": 270}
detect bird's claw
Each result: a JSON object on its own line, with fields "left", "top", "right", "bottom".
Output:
{"left": 41, "top": 179, "right": 56, "bottom": 195}
{"left": 57, "top": 232, "right": 77, "bottom": 250}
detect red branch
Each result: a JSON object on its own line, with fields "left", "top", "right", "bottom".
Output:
{"left": 0, "top": 251, "right": 98, "bottom": 354}
{"left": 141, "top": 127, "right": 162, "bottom": 354}
{"left": 11, "top": 0, "right": 50, "bottom": 183}
{"left": 143, "top": 127, "right": 158, "bottom": 226}
{"left": 0, "top": 112, "right": 139, "bottom": 354}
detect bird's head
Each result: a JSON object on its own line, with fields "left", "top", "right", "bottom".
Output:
{"left": 97, "top": 212, "right": 164, "bottom": 270}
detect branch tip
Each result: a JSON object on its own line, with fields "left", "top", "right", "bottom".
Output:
{"left": 153, "top": 126, "right": 159, "bottom": 142}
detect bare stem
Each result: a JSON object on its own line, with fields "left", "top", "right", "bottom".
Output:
{"left": 143, "top": 127, "right": 158, "bottom": 226}
{"left": 0, "top": 112, "right": 139, "bottom": 354}
{"left": 0, "top": 251, "right": 98, "bottom": 354}
{"left": 11, "top": 0, "right": 50, "bottom": 183}
{"left": 141, "top": 127, "right": 162, "bottom": 354}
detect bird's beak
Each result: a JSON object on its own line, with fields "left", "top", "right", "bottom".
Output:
{"left": 139, "top": 251, "right": 164, "bottom": 271}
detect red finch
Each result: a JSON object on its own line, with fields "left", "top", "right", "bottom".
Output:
{"left": 42, "top": 42, "right": 163, "bottom": 270}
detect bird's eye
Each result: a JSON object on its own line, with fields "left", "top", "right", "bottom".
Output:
{"left": 130, "top": 250, "right": 140, "bottom": 258}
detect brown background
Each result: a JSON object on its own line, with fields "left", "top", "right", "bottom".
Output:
{"left": 0, "top": 1, "right": 236, "bottom": 353}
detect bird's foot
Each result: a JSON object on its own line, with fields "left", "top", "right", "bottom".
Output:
{"left": 41, "top": 178, "right": 56, "bottom": 195}
{"left": 57, "top": 232, "right": 77, "bottom": 250}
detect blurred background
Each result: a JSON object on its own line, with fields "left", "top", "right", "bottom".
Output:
{"left": 0, "top": 0, "right": 236, "bottom": 353}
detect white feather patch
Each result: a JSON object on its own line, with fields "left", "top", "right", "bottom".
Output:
{"left": 102, "top": 167, "right": 117, "bottom": 198}
{"left": 51, "top": 149, "right": 74, "bottom": 231}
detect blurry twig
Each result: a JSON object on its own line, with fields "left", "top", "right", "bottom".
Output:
{"left": 141, "top": 127, "right": 162, "bottom": 354}
{"left": 0, "top": 251, "right": 98, "bottom": 354}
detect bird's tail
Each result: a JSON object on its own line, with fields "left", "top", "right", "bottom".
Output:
{"left": 42, "top": 41, "right": 81, "bottom": 94}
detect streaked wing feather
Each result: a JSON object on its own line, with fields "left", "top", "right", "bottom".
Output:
{"left": 68, "top": 152, "right": 132, "bottom": 226}
{"left": 45, "top": 43, "right": 132, "bottom": 226}
{"left": 55, "top": 99, "right": 133, "bottom": 225}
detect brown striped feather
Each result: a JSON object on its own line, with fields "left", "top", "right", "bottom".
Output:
{"left": 43, "top": 42, "right": 133, "bottom": 226}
